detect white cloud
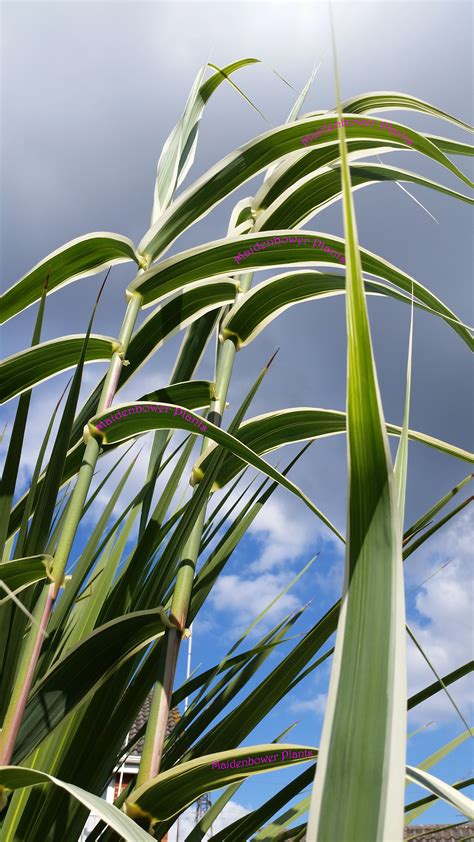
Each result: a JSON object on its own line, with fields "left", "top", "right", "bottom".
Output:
{"left": 290, "top": 692, "right": 328, "bottom": 716}
{"left": 167, "top": 799, "right": 249, "bottom": 841}
{"left": 407, "top": 509, "right": 474, "bottom": 728}
{"left": 209, "top": 571, "right": 302, "bottom": 635}
{"left": 247, "top": 498, "right": 321, "bottom": 573}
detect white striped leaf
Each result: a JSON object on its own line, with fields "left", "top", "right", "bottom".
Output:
{"left": 127, "top": 744, "right": 317, "bottom": 822}
{"left": 138, "top": 115, "right": 471, "bottom": 263}
{"left": 307, "top": 58, "right": 406, "bottom": 842}
{"left": 0, "top": 767, "right": 152, "bottom": 841}
{"left": 219, "top": 270, "right": 472, "bottom": 350}
{"left": 152, "top": 59, "right": 261, "bottom": 220}
{"left": 192, "top": 407, "right": 474, "bottom": 490}
{"left": 86, "top": 402, "right": 343, "bottom": 541}
{"left": 0, "top": 335, "right": 119, "bottom": 404}
{"left": 1, "top": 233, "right": 138, "bottom": 324}
{"left": 129, "top": 230, "right": 472, "bottom": 350}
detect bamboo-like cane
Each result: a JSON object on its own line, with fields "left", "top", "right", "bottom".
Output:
{"left": 135, "top": 264, "right": 255, "bottom": 787}
{"left": 0, "top": 290, "right": 143, "bottom": 765}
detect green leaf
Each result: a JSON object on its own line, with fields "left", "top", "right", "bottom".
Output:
{"left": 405, "top": 765, "right": 474, "bottom": 819}
{"left": 46, "top": 449, "right": 141, "bottom": 643}
{"left": 408, "top": 661, "right": 474, "bottom": 710}
{"left": 60, "top": 281, "right": 235, "bottom": 459}
{"left": 140, "top": 380, "right": 213, "bottom": 409}
{"left": 137, "top": 113, "right": 472, "bottom": 263}
{"left": 0, "top": 556, "right": 52, "bottom": 599}
{"left": 264, "top": 61, "right": 321, "bottom": 184}
{"left": 417, "top": 729, "right": 472, "bottom": 774}
{"left": 404, "top": 778, "right": 473, "bottom": 821}
{"left": 404, "top": 473, "right": 473, "bottom": 542}
{"left": 394, "top": 293, "right": 414, "bottom": 527}
{"left": 193, "top": 407, "right": 473, "bottom": 490}
{"left": 189, "top": 467, "right": 286, "bottom": 622}
{"left": 0, "top": 335, "right": 119, "bottom": 404}
{"left": 128, "top": 744, "right": 317, "bottom": 821}
{"left": 1, "top": 233, "right": 138, "bottom": 324}
{"left": 0, "top": 278, "right": 48, "bottom": 554}
{"left": 307, "top": 52, "right": 406, "bottom": 842}
{"left": 24, "top": 285, "right": 103, "bottom": 556}
{"left": 129, "top": 231, "right": 472, "bottom": 349}
{"left": 7, "top": 380, "right": 214, "bottom": 542}
{"left": 0, "top": 393, "right": 67, "bottom": 724}
{"left": 165, "top": 611, "right": 307, "bottom": 765}
{"left": 152, "top": 59, "right": 260, "bottom": 220}
{"left": 403, "top": 496, "right": 473, "bottom": 559}
{"left": 87, "top": 401, "right": 343, "bottom": 541}
{"left": 168, "top": 639, "right": 290, "bottom": 712}
{"left": 191, "top": 769, "right": 314, "bottom": 842}
{"left": 12, "top": 608, "right": 170, "bottom": 763}
{"left": 119, "top": 282, "right": 237, "bottom": 388}
{"left": 181, "top": 603, "right": 338, "bottom": 765}
{"left": 259, "top": 160, "right": 473, "bottom": 232}
{"left": 256, "top": 132, "right": 473, "bottom": 212}
{"left": 406, "top": 626, "right": 472, "bottom": 733}
{"left": 191, "top": 556, "right": 317, "bottom": 710}
{"left": 335, "top": 90, "right": 473, "bottom": 130}
{"left": 0, "top": 766, "right": 152, "bottom": 841}
{"left": 219, "top": 269, "right": 472, "bottom": 350}
{"left": 250, "top": 794, "right": 311, "bottom": 842}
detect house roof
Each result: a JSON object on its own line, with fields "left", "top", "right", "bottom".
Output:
{"left": 404, "top": 824, "right": 474, "bottom": 841}
{"left": 127, "top": 693, "right": 180, "bottom": 755}
{"left": 292, "top": 825, "right": 474, "bottom": 842}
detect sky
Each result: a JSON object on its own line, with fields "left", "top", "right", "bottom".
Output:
{"left": 1, "top": 0, "right": 473, "bottom": 838}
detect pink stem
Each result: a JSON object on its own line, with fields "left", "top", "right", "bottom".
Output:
{"left": 0, "top": 583, "right": 55, "bottom": 765}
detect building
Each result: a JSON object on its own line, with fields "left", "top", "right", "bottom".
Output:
{"left": 80, "top": 697, "right": 180, "bottom": 840}
{"left": 291, "top": 826, "right": 474, "bottom": 842}
{"left": 404, "top": 825, "right": 474, "bottom": 841}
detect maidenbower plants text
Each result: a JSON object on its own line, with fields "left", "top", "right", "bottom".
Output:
{"left": 301, "top": 116, "right": 413, "bottom": 147}
{"left": 212, "top": 749, "right": 316, "bottom": 769}
{"left": 234, "top": 236, "right": 345, "bottom": 266}
{"left": 95, "top": 404, "right": 207, "bottom": 433}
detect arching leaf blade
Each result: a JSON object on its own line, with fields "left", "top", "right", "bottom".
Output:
{"left": 0, "top": 335, "right": 119, "bottom": 405}
{"left": 1, "top": 233, "right": 138, "bottom": 324}
{"left": 129, "top": 231, "right": 472, "bottom": 349}
{"left": 138, "top": 114, "right": 472, "bottom": 263}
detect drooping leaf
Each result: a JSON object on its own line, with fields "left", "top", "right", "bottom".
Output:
{"left": 405, "top": 765, "right": 474, "bottom": 819}
{"left": 86, "top": 401, "right": 343, "bottom": 541}
{"left": 7, "top": 380, "right": 214, "bottom": 542}
{"left": 127, "top": 744, "right": 318, "bottom": 821}
{"left": 0, "top": 335, "right": 119, "bottom": 404}
{"left": 258, "top": 160, "right": 473, "bottom": 232}
{"left": 0, "top": 555, "right": 52, "bottom": 599}
{"left": 13, "top": 608, "right": 171, "bottom": 763}
{"left": 404, "top": 778, "right": 473, "bottom": 822}
{"left": 192, "top": 407, "right": 473, "bottom": 490}
{"left": 334, "top": 91, "right": 472, "bottom": 130}
{"left": 1, "top": 233, "right": 138, "bottom": 324}
{"left": 138, "top": 114, "right": 472, "bottom": 263}
{"left": 0, "top": 766, "right": 152, "bottom": 841}
{"left": 219, "top": 270, "right": 472, "bottom": 350}
{"left": 129, "top": 231, "right": 472, "bottom": 349}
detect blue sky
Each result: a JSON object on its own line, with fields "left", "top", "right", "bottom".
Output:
{"left": 1, "top": 0, "right": 473, "bottom": 838}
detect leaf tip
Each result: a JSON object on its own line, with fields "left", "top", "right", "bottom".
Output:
{"left": 265, "top": 347, "right": 280, "bottom": 370}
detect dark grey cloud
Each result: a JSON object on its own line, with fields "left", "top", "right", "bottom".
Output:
{"left": 1, "top": 0, "right": 472, "bottom": 536}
